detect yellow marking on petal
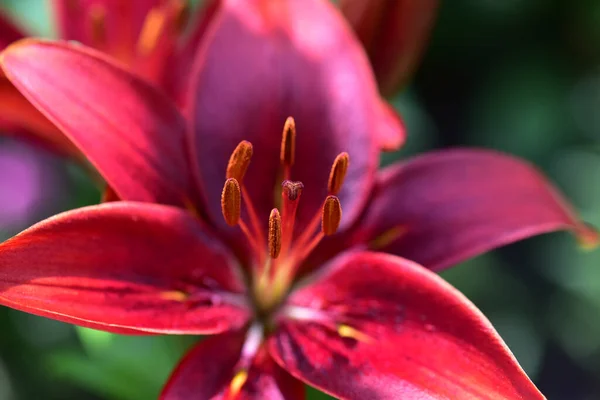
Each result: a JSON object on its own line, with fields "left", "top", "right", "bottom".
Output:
{"left": 229, "top": 369, "right": 248, "bottom": 397}
{"left": 137, "top": 8, "right": 166, "bottom": 56}
{"left": 160, "top": 290, "right": 188, "bottom": 301}
{"left": 577, "top": 224, "right": 600, "bottom": 251}
{"left": 369, "top": 225, "right": 408, "bottom": 250}
{"left": 337, "top": 324, "right": 372, "bottom": 343}
{"left": 183, "top": 197, "right": 200, "bottom": 219}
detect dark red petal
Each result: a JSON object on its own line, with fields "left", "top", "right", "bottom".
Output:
{"left": 357, "top": 148, "right": 598, "bottom": 271}
{"left": 340, "top": 0, "right": 439, "bottom": 96}
{"left": 0, "top": 202, "right": 250, "bottom": 335}
{"left": 0, "top": 39, "right": 197, "bottom": 207}
{"left": 189, "top": 0, "right": 398, "bottom": 235}
{"left": 270, "top": 251, "right": 544, "bottom": 399}
{"left": 0, "top": 9, "right": 24, "bottom": 50}
{"left": 162, "top": 333, "right": 304, "bottom": 400}
{"left": 0, "top": 74, "right": 82, "bottom": 159}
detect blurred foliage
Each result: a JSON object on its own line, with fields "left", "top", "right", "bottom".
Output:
{"left": 1, "top": 0, "right": 600, "bottom": 399}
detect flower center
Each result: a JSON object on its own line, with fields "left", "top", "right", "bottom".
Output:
{"left": 220, "top": 117, "right": 349, "bottom": 319}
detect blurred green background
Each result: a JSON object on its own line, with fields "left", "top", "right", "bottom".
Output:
{"left": 1, "top": 0, "right": 600, "bottom": 399}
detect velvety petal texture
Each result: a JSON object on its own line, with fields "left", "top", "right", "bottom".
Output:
{"left": 189, "top": 0, "right": 401, "bottom": 235}
{"left": 0, "top": 202, "right": 249, "bottom": 334}
{"left": 0, "top": 40, "right": 196, "bottom": 207}
{"left": 359, "top": 149, "right": 598, "bottom": 271}
{"left": 162, "top": 333, "right": 304, "bottom": 399}
{"left": 340, "top": 0, "right": 439, "bottom": 96}
{"left": 271, "top": 251, "right": 544, "bottom": 400}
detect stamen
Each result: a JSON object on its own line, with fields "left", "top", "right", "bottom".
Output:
{"left": 168, "top": 0, "right": 190, "bottom": 32}
{"left": 280, "top": 181, "right": 304, "bottom": 256}
{"left": 291, "top": 197, "right": 343, "bottom": 270}
{"left": 328, "top": 152, "right": 350, "bottom": 195}
{"left": 225, "top": 141, "right": 265, "bottom": 261}
{"left": 280, "top": 117, "right": 296, "bottom": 180}
{"left": 322, "top": 195, "right": 342, "bottom": 236}
{"left": 268, "top": 209, "right": 282, "bottom": 259}
{"left": 88, "top": 5, "right": 106, "bottom": 46}
{"left": 226, "top": 140, "right": 253, "bottom": 182}
{"left": 137, "top": 8, "right": 167, "bottom": 55}
{"left": 221, "top": 178, "right": 241, "bottom": 226}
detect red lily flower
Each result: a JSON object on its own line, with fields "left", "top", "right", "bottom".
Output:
{"left": 0, "top": 0, "right": 217, "bottom": 158}
{"left": 339, "top": 0, "right": 440, "bottom": 96}
{"left": 0, "top": 1, "right": 597, "bottom": 399}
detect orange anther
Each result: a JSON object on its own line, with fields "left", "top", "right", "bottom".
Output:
{"left": 322, "top": 196, "right": 342, "bottom": 236}
{"left": 328, "top": 152, "right": 349, "bottom": 195}
{"left": 226, "top": 140, "right": 253, "bottom": 182}
{"left": 88, "top": 4, "right": 107, "bottom": 45}
{"left": 268, "top": 208, "right": 282, "bottom": 259}
{"left": 168, "top": 0, "right": 190, "bottom": 32}
{"left": 221, "top": 178, "right": 241, "bottom": 226}
{"left": 280, "top": 117, "right": 296, "bottom": 167}
{"left": 137, "top": 8, "right": 166, "bottom": 55}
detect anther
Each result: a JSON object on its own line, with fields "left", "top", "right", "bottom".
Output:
{"left": 280, "top": 117, "right": 296, "bottom": 167}
{"left": 168, "top": 0, "right": 190, "bottom": 32}
{"left": 221, "top": 178, "right": 241, "bottom": 226}
{"left": 268, "top": 209, "right": 282, "bottom": 259}
{"left": 322, "top": 196, "right": 342, "bottom": 236}
{"left": 137, "top": 8, "right": 166, "bottom": 55}
{"left": 88, "top": 5, "right": 106, "bottom": 45}
{"left": 226, "top": 140, "right": 254, "bottom": 182}
{"left": 328, "top": 152, "right": 350, "bottom": 195}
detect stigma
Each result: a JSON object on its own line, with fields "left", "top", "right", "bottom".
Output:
{"left": 219, "top": 117, "right": 349, "bottom": 311}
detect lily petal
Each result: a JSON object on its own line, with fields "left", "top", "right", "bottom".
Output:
{"left": 358, "top": 149, "right": 598, "bottom": 271}
{"left": 0, "top": 75, "right": 81, "bottom": 158}
{"left": 340, "top": 0, "right": 439, "bottom": 96}
{"left": 0, "top": 202, "right": 250, "bottom": 335}
{"left": 189, "top": 0, "right": 397, "bottom": 234}
{"left": 0, "top": 39, "right": 196, "bottom": 207}
{"left": 271, "top": 251, "right": 544, "bottom": 400}
{"left": 0, "top": 9, "right": 24, "bottom": 50}
{"left": 162, "top": 332, "right": 304, "bottom": 399}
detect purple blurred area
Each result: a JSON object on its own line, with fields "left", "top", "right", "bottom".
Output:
{"left": 0, "top": 137, "right": 67, "bottom": 239}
